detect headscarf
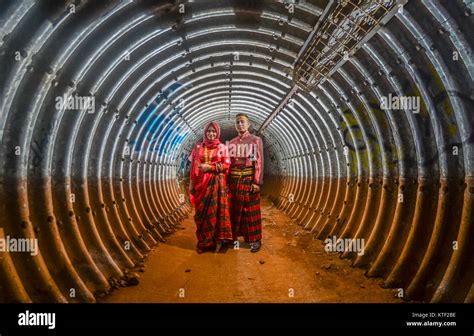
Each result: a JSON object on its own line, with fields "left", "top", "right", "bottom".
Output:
{"left": 203, "top": 121, "right": 221, "bottom": 149}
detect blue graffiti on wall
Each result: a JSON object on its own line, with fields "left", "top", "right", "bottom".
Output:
{"left": 177, "top": 152, "right": 190, "bottom": 177}
{"left": 130, "top": 82, "right": 189, "bottom": 158}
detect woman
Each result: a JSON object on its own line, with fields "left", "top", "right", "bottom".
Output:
{"left": 188, "top": 121, "right": 233, "bottom": 253}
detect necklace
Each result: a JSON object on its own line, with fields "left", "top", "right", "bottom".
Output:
{"left": 203, "top": 146, "right": 214, "bottom": 164}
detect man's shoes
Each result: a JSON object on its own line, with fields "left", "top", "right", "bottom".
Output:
{"left": 250, "top": 240, "right": 261, "bottom": 253}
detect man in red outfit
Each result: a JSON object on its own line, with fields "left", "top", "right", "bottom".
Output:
{"left": 228, "top": 113, "right": 264, "bottom": 252}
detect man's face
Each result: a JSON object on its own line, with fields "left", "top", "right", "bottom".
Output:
{"left": 235, "top": 116, "right": 250, "bottom": 133}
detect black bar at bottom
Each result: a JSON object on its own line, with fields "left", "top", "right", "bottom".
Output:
{"left": 0, "top": 303, "right": 472, "bottom": 334}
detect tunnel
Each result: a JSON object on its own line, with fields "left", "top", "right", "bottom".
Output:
{"left": 0, "top": 0, "right": 473, "bottom": 304}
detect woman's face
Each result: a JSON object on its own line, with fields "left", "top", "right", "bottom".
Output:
{"left": 206, "top": 125, "right": 217, "bottom": 140}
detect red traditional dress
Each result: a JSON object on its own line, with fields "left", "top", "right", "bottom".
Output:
{"left": 188, "top": 122, "right": 233, "bottom": 251}
{"left": 228, "top": 130, "right": 264, "bottom": 243}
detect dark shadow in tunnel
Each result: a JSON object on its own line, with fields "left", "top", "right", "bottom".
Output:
{"left": 233, "top": 0, "right": 264, "bottom": 28}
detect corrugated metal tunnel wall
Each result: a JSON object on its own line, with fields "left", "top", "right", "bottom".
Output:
{"left": 0, "top": 0, "right": 472, "bottom": 303}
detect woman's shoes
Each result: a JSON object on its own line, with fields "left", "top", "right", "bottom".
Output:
{"left": 197, "top": 240, "right": 228, "bottom": 254}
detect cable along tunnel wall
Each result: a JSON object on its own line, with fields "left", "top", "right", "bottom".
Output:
{"left": 0, "top": 0, "right": 472, "bottom": 303}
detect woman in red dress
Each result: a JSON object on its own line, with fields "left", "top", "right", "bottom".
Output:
{"left": 188, "top": 121, "right": 233, "bottom": 253}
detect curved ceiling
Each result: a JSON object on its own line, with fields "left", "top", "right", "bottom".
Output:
{"left": 0, "top": 0, "right": 473, "bottom": 303}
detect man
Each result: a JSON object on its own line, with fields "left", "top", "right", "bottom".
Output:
{"left": 228, "top": 113, "right": 264, "bottom": 252}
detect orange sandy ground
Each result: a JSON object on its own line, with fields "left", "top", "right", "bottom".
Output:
{"left": 101, "top": 197, "right": 403, "bottom": 303}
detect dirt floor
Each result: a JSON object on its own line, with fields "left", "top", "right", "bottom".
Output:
{"left": 101, "top": 197, "right": 403, "bottom": 303}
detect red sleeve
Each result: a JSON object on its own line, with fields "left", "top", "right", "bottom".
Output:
{"left": 254, "top": 137, "right": 264, "bottom": 185}
{"left": 222, "top": 145, "right": 230, "bottom": 172}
